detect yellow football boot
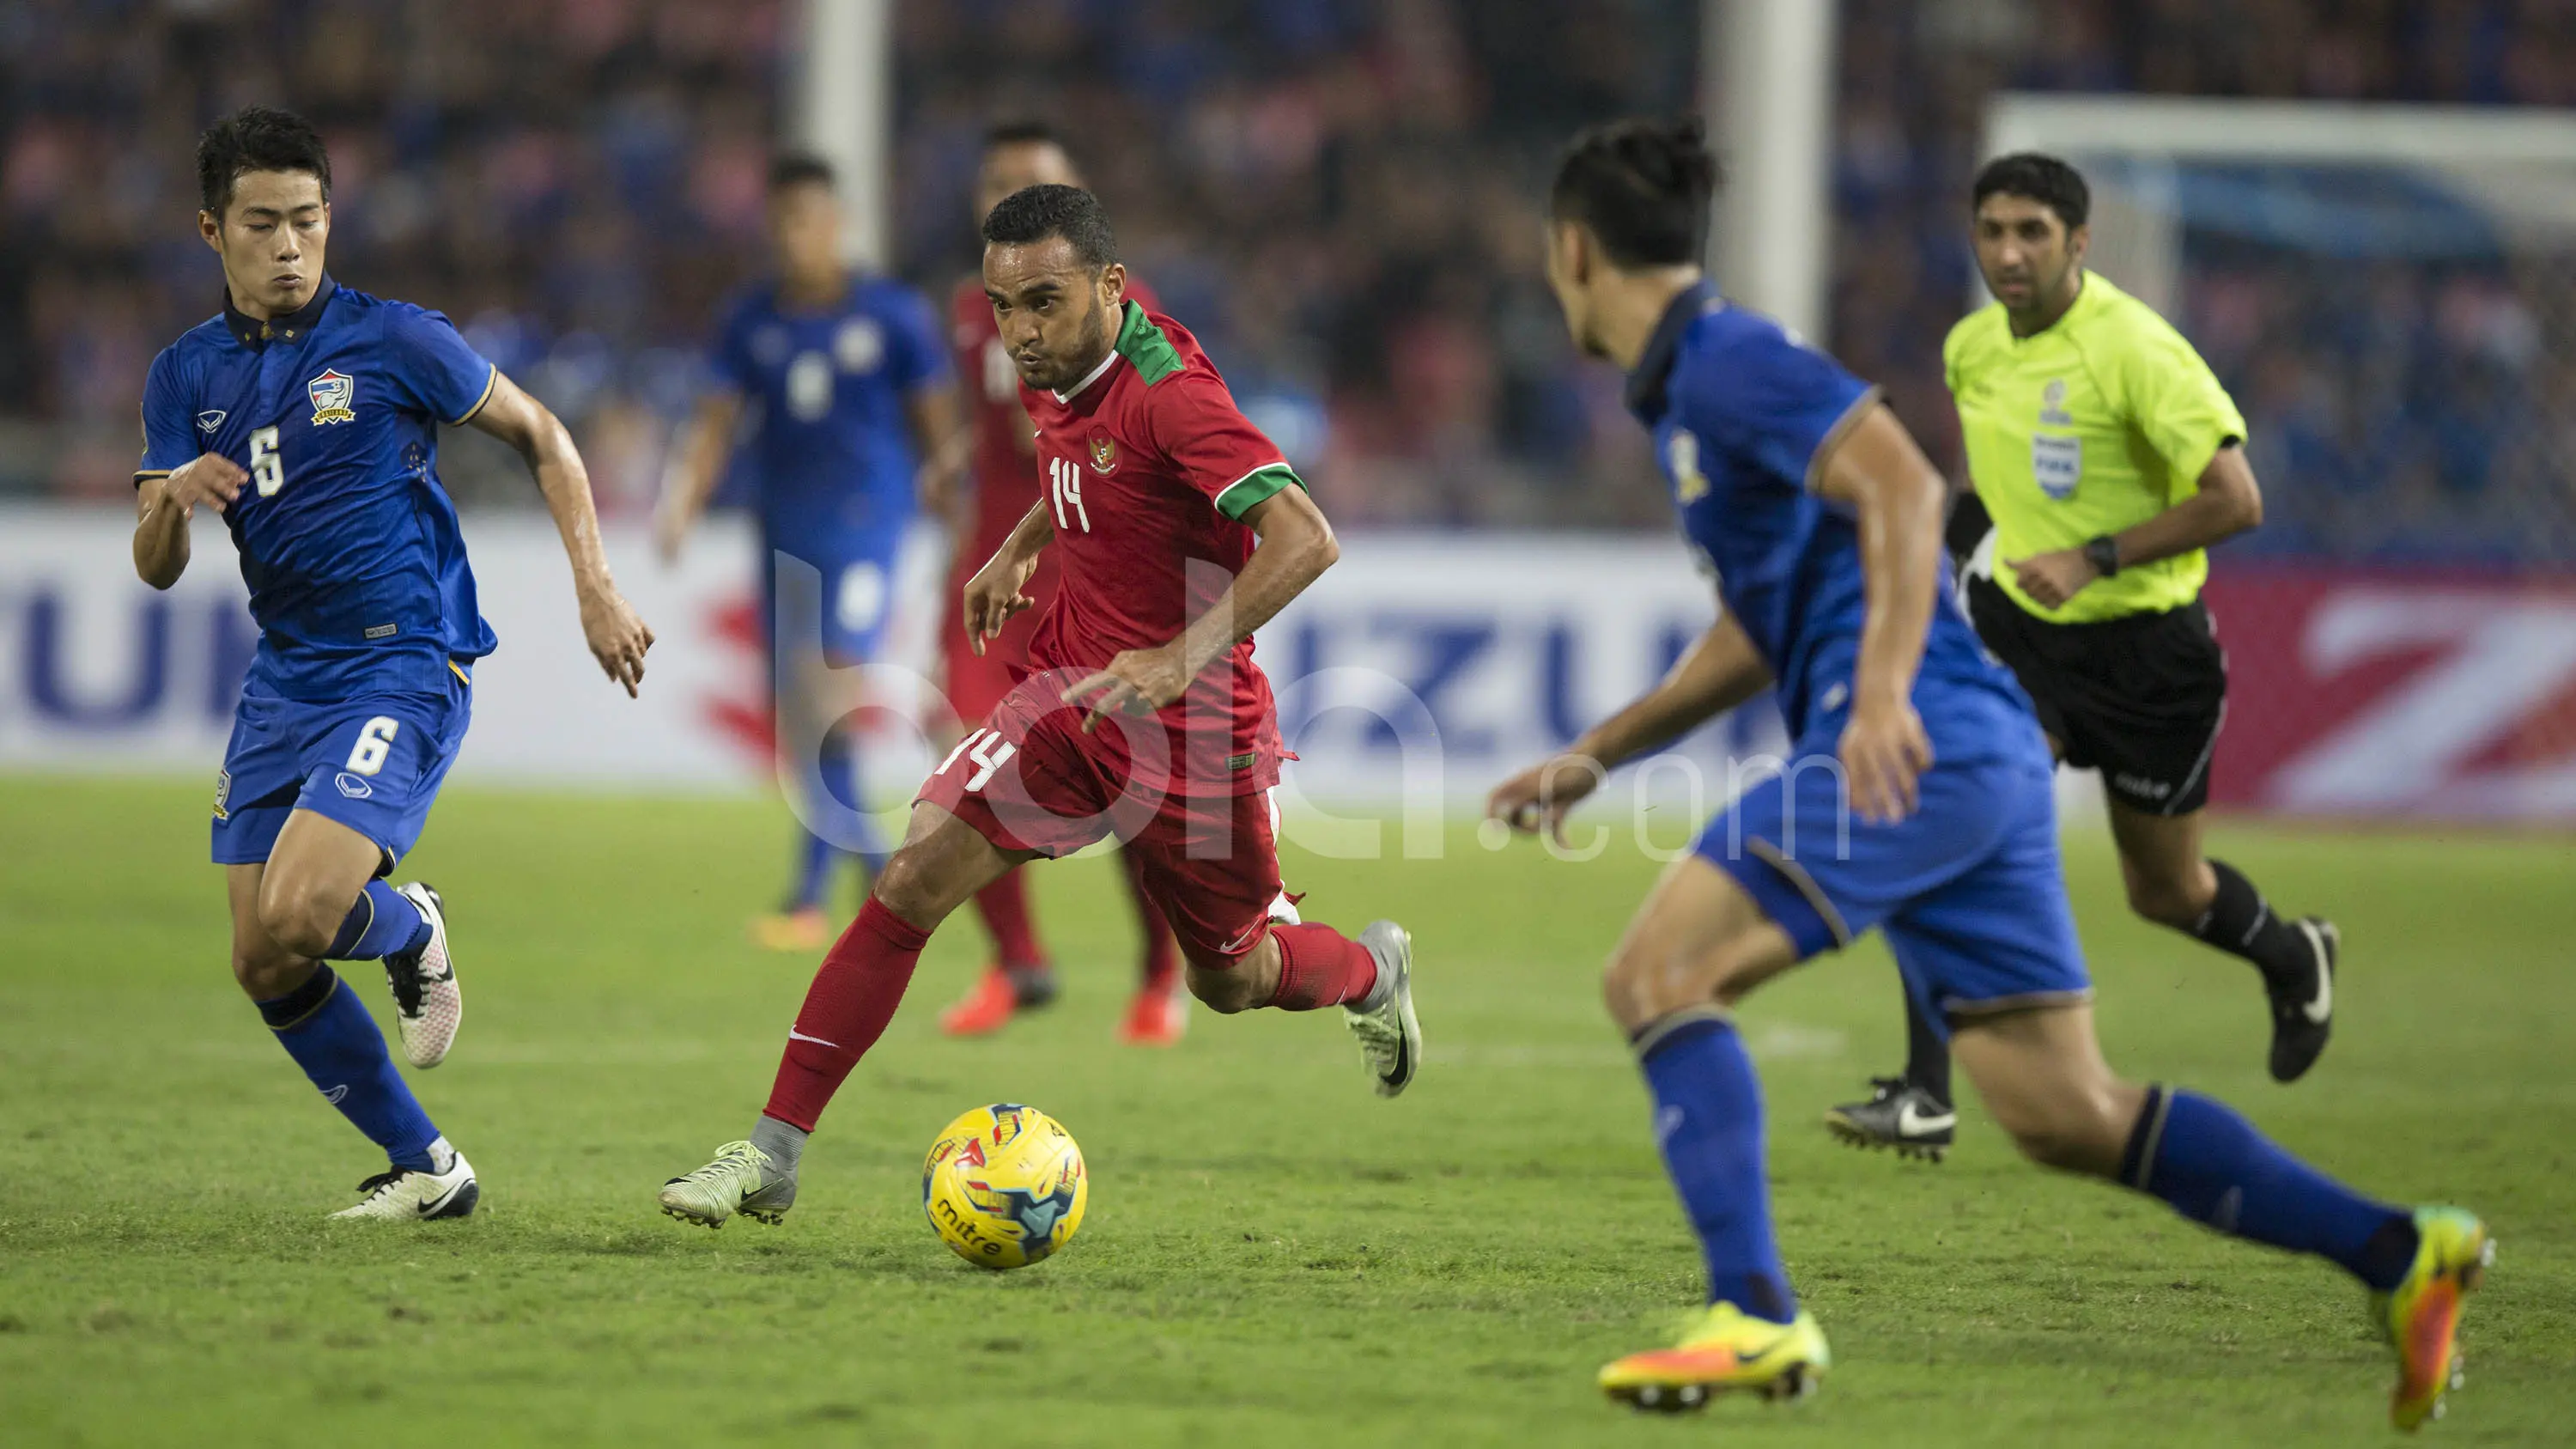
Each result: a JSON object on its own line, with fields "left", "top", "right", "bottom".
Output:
{"left": 1598, "top": 1302, "right": 1829, "bottom": 1412}
{"left": 2376, "top": 1205, "right": 2494, "bottom": 1431}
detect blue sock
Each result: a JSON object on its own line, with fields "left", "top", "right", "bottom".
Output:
{"left": 789, "top": 826, "right": 838, "bottom": 912}
{"left": 324, "top": 880, "right": 429, "bottom": 960}
{"left": 1635, "top": 1008, "right": 1797, "bottom": 1323}
{"left": 258, "top": 966, "right": 440, "bottom": 1171}
{"left": 2123, "top": 1087, "right": 2418, "bottom": 1292}
{"left": 821, "top": 735, "right": 889, "bottom": 880}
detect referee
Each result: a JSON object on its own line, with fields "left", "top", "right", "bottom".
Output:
{"left": 1829, "top": 154, "right": 2338, "bottom": 1161}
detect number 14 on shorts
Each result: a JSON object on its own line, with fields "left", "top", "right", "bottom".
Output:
{"left": 936, "top": 729, "right": 1018, "bottom": 793}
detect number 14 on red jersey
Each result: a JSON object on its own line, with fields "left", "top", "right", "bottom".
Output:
{"left": 1048, "top": 455, "right": 1091, "bottom": 533}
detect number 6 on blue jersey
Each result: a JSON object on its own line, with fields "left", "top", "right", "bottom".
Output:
{"left": 345, "top": 716, "right": 400, "bottom": 776}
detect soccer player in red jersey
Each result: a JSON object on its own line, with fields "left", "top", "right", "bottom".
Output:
{"left": 933, "top": 121, "right": 1188, "bottom": 1046}
{"left": 657, "top": 184, "right": 1421, "bottom": 1227}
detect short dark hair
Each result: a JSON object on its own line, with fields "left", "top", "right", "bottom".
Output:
{"left": 768, "top": 151, "right": 835, "bottom": 192}
{"left": 1972, "top": 153, "right": 2089, "bottom": 229}
{"left": 982, "top": 119, "right": 1066, "bottom": 153}
{"left": 980, "top": 183, "right": 1118, "bottom": 270}
{"left": 197, "top": 106, "right": 331, "bottom": 218}
{"left": 1550, "top": 116, "right": 1719, "bottom": 270}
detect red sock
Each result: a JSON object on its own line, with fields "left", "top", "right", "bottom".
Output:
{"left": 1265, "top": 922, "right": 1381, "bottom": 1011}
{"left": 763, "top": 898, "right": 932, "bottom": 1130}
{"left": 1121, "top": 848, "right": 1180, "bottom": 989}
{"left": 970, "top": 870, "right": 1045, "bottom": 970}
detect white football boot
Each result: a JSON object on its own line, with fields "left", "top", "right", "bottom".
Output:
{"left": 659, "top": 1141, "right": 794, "bottom": 1228}
{"left": 1344, "top": 920, "right": 1421, "bottom": 1098}
{"left": 331, "top": 1139, "right": 478, "bottom": 1221}
{"left": 382, "top": 882, "right": 460, "bottom": 1068}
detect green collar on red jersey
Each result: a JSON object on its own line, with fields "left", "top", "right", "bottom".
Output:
{"left": 1113, "top": 298, "right": 1185, "bottom": 386}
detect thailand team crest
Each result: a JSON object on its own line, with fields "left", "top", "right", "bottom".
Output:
{"left": 1087, "top": 434, "right": 1118, "bottom": 474}
{"left": 307, "top": 369, "right": 355, "bottom": 426}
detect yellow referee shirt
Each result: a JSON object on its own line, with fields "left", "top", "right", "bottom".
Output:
{"left": 1943, "top": 271, "right": 2247, "bottom": 624}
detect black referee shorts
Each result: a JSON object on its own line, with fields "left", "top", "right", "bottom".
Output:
{"left": 1963, "top": 573, "right": 2227, "bottom": 816}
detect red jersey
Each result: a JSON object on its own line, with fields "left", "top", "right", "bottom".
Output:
{"left": 1018, "top": 301, "right": 1302, "bottom": 798}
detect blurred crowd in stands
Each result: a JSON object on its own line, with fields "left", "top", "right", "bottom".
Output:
{"left": 4, "top": 0, "right": 2572, "bottom": 562}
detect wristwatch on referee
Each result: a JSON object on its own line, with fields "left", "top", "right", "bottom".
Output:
{"left": 2083, "top": 533, "right": 2122, "bottom": 578}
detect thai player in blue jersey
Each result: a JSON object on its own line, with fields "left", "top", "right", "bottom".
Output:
{"left": 131, "top": 108, "right": 654, "bottom": 1221}
{"left": 1485, "top": 119, "right": 2487, "bottom": 1428}
{"left": 656, "top": 154, "right": 961, "bottom": 953}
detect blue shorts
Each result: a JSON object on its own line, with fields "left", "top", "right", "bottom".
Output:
{"left": 762, "top": 537, "right": 903, "bottom": 668}
{"left": 1697, "top": 748, "right": 2089, "bottom": 1033}
{"left": 211, "top": 664, "right": 473, "bottom": 873}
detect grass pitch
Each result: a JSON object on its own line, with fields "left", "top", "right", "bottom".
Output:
{"left": 1, "top": 775, "right": 2571, "bottom": 1446}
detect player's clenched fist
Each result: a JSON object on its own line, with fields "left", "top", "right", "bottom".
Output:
{"left": 961, "top": 551, "right": 1039, "bottom": 656}
{"left": 1837, "top": 694, "right": 1934, "bottom": 825}
{"left": 1485, "top": 752, "right": 1607, "bottom": 849}
{"left": 577, "top": 582, "right": 655, "bottom": 697}
{"left": 162, "top": 452, "right": 249, "bottom": 516}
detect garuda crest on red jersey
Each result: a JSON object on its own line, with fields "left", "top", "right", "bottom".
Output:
{"left": 1087, "top": 433, "right": 1118, "bottom": 475}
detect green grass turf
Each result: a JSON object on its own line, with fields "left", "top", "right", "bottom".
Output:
{"left": 1, "top": 775, "right": 2571, "bottom": 1446}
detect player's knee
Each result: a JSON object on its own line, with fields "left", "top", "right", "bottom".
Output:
{"left": 1182, "top": 962, "right": 1261, "bottom": 1014}
{"left": 1992, "top": 1093, "right": 2129, "bottom": 1178}
{"left": 1600, "top": 945, "right": 1689, "bottom": 1035}
{"left": 255, "top": 870, "right": 346, "bottom": 959}
{"left": 1601, "top": 937, "right": 1763, "bottom": 1035}
{"left": 229, "top": 940, "right": 305, "bottom": 1000}
{"left": 868, "top": 849, "right": 947, "bottom": 927}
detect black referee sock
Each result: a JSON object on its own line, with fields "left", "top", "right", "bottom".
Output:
{"left": 1900, "top": 990, "right": 1953, "bottom": 1107}
{"left": 2190, "top": 859, "right": 2312, "bottom": 989}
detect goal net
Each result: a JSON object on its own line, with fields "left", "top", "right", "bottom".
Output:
{"left": 1983, "top": 94, "right": 2576, "bottom": 570}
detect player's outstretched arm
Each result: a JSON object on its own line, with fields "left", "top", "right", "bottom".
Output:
{"left": 1485, "top": 617, "right": 1771, "bottom": 846}
{"left": 962, "top": 498, "right": 1055, "bottom": 655}
{"left": 134, "top": 454, "right": 255, "bottom": 588}
{"left": 131, "top": 454, "right": 224, "bottom": 588}
{"left": 1060, "top": 484, "right": 1338, "bottom": 731}
{"left": 469, "top": 370, "right": 655, "bottom": 697}
{"left": 1815, "top": 403, "right": 1943, "bottom": 824}
{"left": 652, "top": 390, "right": 743, "bottom": 564}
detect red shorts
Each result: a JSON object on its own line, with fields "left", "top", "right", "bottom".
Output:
{"left": 918, "top": 683, "right": 1285, "bottom": 972}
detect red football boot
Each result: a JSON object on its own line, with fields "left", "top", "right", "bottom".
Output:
{"left": 1119, "top": 978, "right": 1188, "bottom": 1047}
{"left": 939, "top": 963, "right": 1059, "bottom": 1038}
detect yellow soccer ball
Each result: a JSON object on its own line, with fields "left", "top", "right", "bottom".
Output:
{"left": 920, "top": 1103, "right": 1088, "bottom": 1269}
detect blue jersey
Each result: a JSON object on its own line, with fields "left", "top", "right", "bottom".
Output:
{"left": 1627, "top": 285, "right": 2031, "bottom": 760}
{"left": 711, "top": 277, "right": 947, "bottom": 558}
{"left": 138, "top": 277, "right": 499, "bottom": 703}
